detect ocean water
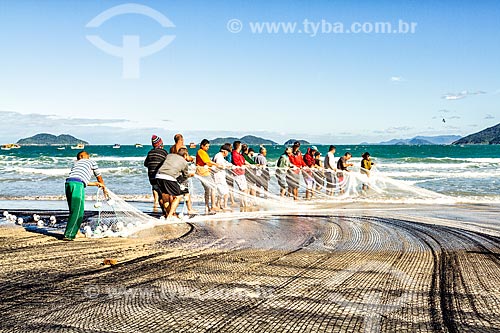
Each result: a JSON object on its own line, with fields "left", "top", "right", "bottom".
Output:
{"left": 1, "top": 144, "right": 499, "bottom": 203}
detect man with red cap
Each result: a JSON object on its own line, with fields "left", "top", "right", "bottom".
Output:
{"left": 144, "top": 135, "right": 168, "bottom": 210}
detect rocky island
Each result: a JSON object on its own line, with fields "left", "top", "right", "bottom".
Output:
{"left": 16, "top": 133, "right": 89, "bottom": 146}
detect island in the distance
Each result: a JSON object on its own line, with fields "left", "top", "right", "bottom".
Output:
{"left": 210, "top": 135, "right": 278, "bottom": 146}
{"left": 453, "top": 123, "right": 500, "bottom": 145}
{"left": 283, "top": 139, "right": 310, "bottom": 145}
{"left": 17, "top": 133, "right": 89, "bottom": 146}
{"left": 362, "top": 135, "right": 462, "bottom": 145}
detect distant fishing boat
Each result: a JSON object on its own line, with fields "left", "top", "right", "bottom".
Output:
{"left": 1, "top": 143, "right": 21, "bottom": 150}
{"left": 135, "top": 143, "right": 143, "bottom": 148}
{"left": 112, "top": 144, "right": 121, "bottom": 149}
{"left": 71, "top": 144, "right": 85, "bottom": 150}
{"left": 57, "top": 146, "right": 66, "bottom": 150}
{"left": 189, "top": 142, "right": 196, "bottom": 149}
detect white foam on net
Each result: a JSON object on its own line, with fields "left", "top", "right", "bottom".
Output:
{"left": 84, "top": 188, "right": 162, "bottom": 238}
{"left": 27, "top": 163, "right": 498, "bottom": 238}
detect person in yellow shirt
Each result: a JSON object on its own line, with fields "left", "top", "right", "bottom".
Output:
{"left": 196, "top": 139, "right": 222, "bottom": 213}
{"left": 361, "top": 152, "right": 375, "bottom": 191}
{"left": 360, "top": 152, "right": 374, "bottom": 175}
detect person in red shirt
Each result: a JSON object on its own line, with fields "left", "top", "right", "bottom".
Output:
{"left": 302, "top": 146, "right": 319, "bottom": 199}
{"left": 303, "top": 147, "right": 316, "bottom": 167}
{"left": 288, "top": 141, "right": 307, "bottom": 200}
{"left": 231, "top": 141, "right": 250, "bottom": 207}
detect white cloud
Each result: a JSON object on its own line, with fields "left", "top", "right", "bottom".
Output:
{"left": 442, "top": 92, "right": 466, "bottom": 100}
{"left": 390, "top": 76, "right": 404, "bottom": 82}
{"left": 373, "top": 126, "right": 413, "bottom": 134}
{"left": 443, "top": 125, "right": 461, "bottom": 130}
{"left": 441, "top": 90, "right": 487, "bottom": 100}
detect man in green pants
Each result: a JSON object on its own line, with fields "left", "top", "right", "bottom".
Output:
{"left": 63, "top": 151, "right": 106, "bottom": 241}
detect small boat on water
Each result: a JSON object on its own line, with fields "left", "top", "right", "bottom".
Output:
{"left": 57, "top": 146, "right": 66, "bottom": 150}
{"left": 135, "top": 143, "right": 143, "bottom": 148}
{"left": 112, "top": 144, "right": 121, "bottom": 149}
{"left": 71, "top": 144, "right": 85, "bottom": 150}
{"left": 1, "top": 143, "right": 21, "bottom": 150}
{"left": 189, "top": 142, "right": 197, "bottom": 149}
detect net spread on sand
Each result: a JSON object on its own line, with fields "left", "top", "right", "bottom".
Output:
{"left": 2, "top": 166, "right": 452, "bottom": 238}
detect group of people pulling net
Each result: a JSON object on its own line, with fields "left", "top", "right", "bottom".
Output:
{"left": 147, "top": 135, "right": 379, "bottom": 222}
{"left": 60, "top": 134, "right": 446, "bottom": 239}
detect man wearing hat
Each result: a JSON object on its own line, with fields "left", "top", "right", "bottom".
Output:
{"left": 144, "top": 135, "right": 168, "bottom": 210}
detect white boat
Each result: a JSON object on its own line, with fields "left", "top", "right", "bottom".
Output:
{"left": 112, "top": 144, "right": 121, "bottom": 149}
{"left": 71, "top": 144, "right": 85, "bottom": 150}
{"left": 135, "top": 143, "right": 143, "bottom": 148}
{"left": 57, "top": 146, "right": 66, "bottom": 150}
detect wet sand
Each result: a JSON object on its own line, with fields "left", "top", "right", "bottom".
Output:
{"left": 1, "top": 203, "right": 499, "bottom": 332}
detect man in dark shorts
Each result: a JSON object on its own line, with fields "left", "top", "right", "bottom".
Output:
{"left": 144, "top": 135, "right": 167, "bottom": 210}
{"left": 156, "top": 148, "right": 194, "bottom": 221}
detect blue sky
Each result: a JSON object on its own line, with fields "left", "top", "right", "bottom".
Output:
{"left": 0, "top": 0, "right": 499, "bottom": 144}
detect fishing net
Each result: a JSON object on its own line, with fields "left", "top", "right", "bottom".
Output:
{"left": 191, "top": 163, "right": 449, "bottom": 211}
{"left": 3, "top": 159, "right": 453, "bottom": 238}
{"left": 83, "top": 188, "right": 160, "bottom": 238}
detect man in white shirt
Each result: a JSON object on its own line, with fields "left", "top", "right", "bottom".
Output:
{"left": 324, "top": 145, "right": 337, "bottom": 196}
{"left": 212, "top": 144, "right": 233, "bottom": 211}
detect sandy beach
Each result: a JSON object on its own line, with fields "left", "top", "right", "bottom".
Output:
{"left": 2, "top": 0, "right": 500, "bottom": 331}
{"left": 1, "top": 203, "right": 499, "bottom": 332}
